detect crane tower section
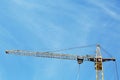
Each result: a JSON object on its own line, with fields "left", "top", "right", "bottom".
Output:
{"left": 95, "top": 44, "right": 104, "bottom": 80}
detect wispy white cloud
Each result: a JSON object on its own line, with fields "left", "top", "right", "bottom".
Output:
{"left": 0, "top": 25, "right": 21, "bottom": 48}
{"left": 32, "top": 60, "right": 62, "bottom": 80}
{"left": 8, "top": 0, "right": 95, "bottom": 51}
{"left": 8, "top": 1, "right": 69, "bottom": 48}
{"left": 98, "top": 5, "right": 120, "bottom": 20}
{"left": 12, "top": 0, "right": 39, "bottom": 9}
{"left": 88, "top": 1, "right": 120, "bottom": 20}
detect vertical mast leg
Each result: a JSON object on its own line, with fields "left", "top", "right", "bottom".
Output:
{"left": 95, "top": 44, "right": 104, "bottom": 80}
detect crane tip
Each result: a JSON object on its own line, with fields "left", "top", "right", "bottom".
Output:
{"left": 5, "top": 50, "right": 9, "bottom": 54}
{"left": 96, "top": 44, "right": 100, "bottom": 47}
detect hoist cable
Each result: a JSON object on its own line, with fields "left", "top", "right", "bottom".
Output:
{"left": 101, "top": 46, "right": 119, "bottom": 80}
{"left": 45, "top": 44, "right": 96, "bottom": 53}
{"left": 76, "top": 64, "right": 80, "bottom": 80}
{"left": 115, "top": 61, "right": 119, "bottom": 80}
{"left": 100, "top": 46, "right": 113, "bottom": 57}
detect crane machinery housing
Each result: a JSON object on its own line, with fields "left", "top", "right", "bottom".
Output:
{"left": 5, "top": 44, "right": 116, "bottom": 80}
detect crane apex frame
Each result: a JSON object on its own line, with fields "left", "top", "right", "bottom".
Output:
{"left": 5, "top": 44, "right": 116, "bottom": 80}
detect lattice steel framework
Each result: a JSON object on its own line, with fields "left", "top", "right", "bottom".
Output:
{"left": 5, "top": 44, "right": 115, "bottom": 80}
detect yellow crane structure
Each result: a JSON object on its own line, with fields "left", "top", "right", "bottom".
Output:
{"left": 5, "top": 44, "right": 116, "bottom": 80}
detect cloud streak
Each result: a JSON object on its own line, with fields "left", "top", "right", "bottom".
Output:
{"left": 88, "top": 0, "right": 120, "bottom": 20}
{"left": 0, "top": 25, "right": 21, "bottom": 48}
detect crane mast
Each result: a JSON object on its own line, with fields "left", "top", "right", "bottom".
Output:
{"left": 95, "top": 44, "right": 104, "bottom": 80}
{"left": 5, "top": 44, "right": 115, "bottom": 80}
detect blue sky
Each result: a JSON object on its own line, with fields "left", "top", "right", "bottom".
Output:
{"left": 0, "top": 0, "right": 120, "bottom": 80}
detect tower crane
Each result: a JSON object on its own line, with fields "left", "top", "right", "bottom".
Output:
{"left": 5, "top": 44, "right": 116, "bottom": 80}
